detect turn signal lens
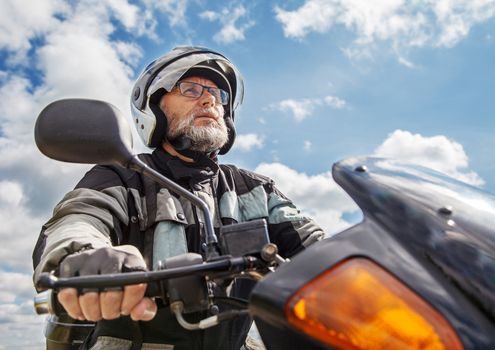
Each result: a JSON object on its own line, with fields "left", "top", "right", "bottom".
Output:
{"left": 285, "top": 258, "right": 463, "bottom": 350}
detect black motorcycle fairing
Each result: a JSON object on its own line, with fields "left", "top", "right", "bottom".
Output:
{"left": 334, "top": 157, "right": 495, "bottom": 321}
{"left": 250, "top": 157, "right": 495, "bottom": 349}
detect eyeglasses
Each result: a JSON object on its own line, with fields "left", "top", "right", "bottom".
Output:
{"left": 174, "top": 81, "right": 229, "bottom": 105}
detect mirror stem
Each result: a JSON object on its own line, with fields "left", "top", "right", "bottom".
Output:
{"left": 127, "top": 155, "right": 219, "bottom": 259}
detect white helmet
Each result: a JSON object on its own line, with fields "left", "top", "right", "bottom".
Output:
{"left": 131, "top": 46, "right": 244, "bottom": 154}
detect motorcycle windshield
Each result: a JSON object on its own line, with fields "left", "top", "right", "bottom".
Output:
{"left": 333, "top": 157, "right": 495, "bottom": 319}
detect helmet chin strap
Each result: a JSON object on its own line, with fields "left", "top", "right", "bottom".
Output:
{"left": 168, "top": 135, "right": 192, "bottom": 151}
{"left": 166, "top": 135, "right": 220, "bottom": 162}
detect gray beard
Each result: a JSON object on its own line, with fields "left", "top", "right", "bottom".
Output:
{"left": 166, "top": 107, "right": 229, "bottom": 153}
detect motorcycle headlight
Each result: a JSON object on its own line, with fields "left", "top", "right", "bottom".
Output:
{"left": 285, "top": 258, "right": 463, "bottom": 350}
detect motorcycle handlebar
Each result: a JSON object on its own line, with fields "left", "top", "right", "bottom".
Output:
{"left": 34, "top": 255, "right": 262, "bottom": 315}
{"left": 37, "top": 255, "right": 259, "bottom": 290}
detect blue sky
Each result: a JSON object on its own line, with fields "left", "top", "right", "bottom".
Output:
{"left": 1, "top": 0, "right": 495, "bottom": 348}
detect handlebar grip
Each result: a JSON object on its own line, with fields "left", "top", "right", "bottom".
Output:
{"left": 34, "top": 283, "right": 163, "bottom": 316}
{"left": 34, "top": 290, "right": 65, "bottom": 315}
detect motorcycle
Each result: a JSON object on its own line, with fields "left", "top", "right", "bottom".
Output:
{"left": 33, "top": 99, "right": 495, "bottom": 349}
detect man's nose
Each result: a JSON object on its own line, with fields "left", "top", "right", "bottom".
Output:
{"left": 199, "top": 89, "right": 216, "bottom": 107}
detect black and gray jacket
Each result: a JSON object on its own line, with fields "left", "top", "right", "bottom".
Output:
{"left": 33, "top": 147, "right": 324, "bottom": 350}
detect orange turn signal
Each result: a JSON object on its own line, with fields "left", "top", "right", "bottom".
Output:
{"left": 285, "top": 258, "right": 463, "bottom": 350}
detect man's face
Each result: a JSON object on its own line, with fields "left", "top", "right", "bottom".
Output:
{"left": 160, "top": 76, "right": 228, "bottom": 153}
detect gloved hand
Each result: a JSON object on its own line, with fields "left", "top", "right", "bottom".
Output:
{"left": 57, "top": 245, "right": 157, "bottom": 322}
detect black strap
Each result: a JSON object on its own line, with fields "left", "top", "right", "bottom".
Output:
{"left": 129, "top": 320, "right": 143, "bottom": 350}
{"left": 108, "top": 156, "right": 157, "bottom": 348}
{"left": 107, "top": 166, "right": 143, "bottom": 250}
{"left": 126, "top": 190, "right": 143, "bottom": 251}
{"left": 137, "top": 154, "right": 159, "bottom": 269}
{"left": 32, "top": 225, "right": 48, "bottom": 270}
{"left": 112, "top": 154, "right": 159, "bottom": 268}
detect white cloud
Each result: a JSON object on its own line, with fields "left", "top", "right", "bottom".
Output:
{"left": 113, "top": 41, "right": 144, "bottom": 67}
{"left": 200, "top": 5, "right": 255, "bottom": 44}
{"left": 274, "top": 0, "right": 495, "bottom": 61}
{"left": 269, "top": 95, "right": 346, "bottom": 121}
{"left": 104, "top": 0, "right": 142, "bottom": 31}
{"left": 374, "top": 129, "right": 484, "bottom": 186}
{"left": 0, "top": 180, "right": 51, "bottom": 273}
{"left": 340, "top": 45, "right": 374, "bottom": 61}
{"left": 0, "top": 300, "right": 45, "bottom": 349}
{"left": 324, "top": 95, "right": 346, "bottom": 109}
{"left": 0, "top": 270, "right": 45, "bottom": 349}
{"left": 0, "top": 76, "right": 39, "bottom": 140}
{"left": 430, "top": 0, "right": 495, "bottom": 47}
{"left": 398, "top": 55, "right": 417, "bottom": 68}
{"left": 274, "top": 0, "right": 338, "bottom": 39}
{"left": 199, "top": 10, "right": 218, "bottom": 21}
{"left": 0, "top": 271, "right": 36, "bottom": 303}
{"left": 255, "top": 163, "right": 360, "bottom": 235}
{"left": 234, "top": 133, "right": 264, "bottom": 152}
{"left": 0, "top": 0, "right": 68, "bottom": 60}
{"left": 0, "top": 0, "right": 145, "bottom": 224}
{"left": 0, "top": 0, "right": 155, "bottom": 65}
{"left": 272, "top": 98, "right": 316, "bottom": 121}
{"left": 144, "top": 0, "right": 189, "bottom": 28}
{"left": 304, "top": 140, "right": 312, "bottom": 151}
{"left": 37, "top": 34, "right": 132, "bottom": 105}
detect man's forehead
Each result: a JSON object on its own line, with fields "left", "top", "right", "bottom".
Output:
{"left": 179, "top": 75, "right": 218, "bottom": 87}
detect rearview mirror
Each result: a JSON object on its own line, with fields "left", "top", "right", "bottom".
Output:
{"left": 34, "top": 99, "right": 134, "bottom": 166}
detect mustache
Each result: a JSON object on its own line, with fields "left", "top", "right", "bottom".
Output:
{"left": 190, "top": 107, "right": 222, "bottom": 120}
{"left": 170, "top": 107, "right": 225, "bottom": 135}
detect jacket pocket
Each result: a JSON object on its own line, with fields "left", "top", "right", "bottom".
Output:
{"left": 152, "top": 189, "right": 189, "bottom": 269}
{"left": 152, "top": 220, "right": 188, "bottom": 269}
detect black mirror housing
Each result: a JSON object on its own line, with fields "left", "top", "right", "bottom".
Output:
{"left": 34, "top": 99, "right": 134, "bottom": 166}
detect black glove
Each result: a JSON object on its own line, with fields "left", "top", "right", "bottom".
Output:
{"left": 59, "top": 245, "right": 147, "bottom": 292}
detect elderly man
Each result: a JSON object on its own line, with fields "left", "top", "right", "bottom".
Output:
{"left": 33, "top": 46, "right": 324, "bottom": 350}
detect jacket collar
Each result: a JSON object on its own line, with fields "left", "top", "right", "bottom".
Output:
{"left": 151, "top": 146, "right": 219, "bottom": 184}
